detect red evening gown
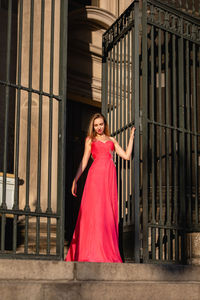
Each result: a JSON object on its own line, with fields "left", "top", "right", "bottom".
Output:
{"left": 65, "top": 140, "right": 122, "bottom": 263}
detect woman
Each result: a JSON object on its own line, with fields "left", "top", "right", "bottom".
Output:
{"left": 65, "top": 113, "right": 135, "bottom": 262}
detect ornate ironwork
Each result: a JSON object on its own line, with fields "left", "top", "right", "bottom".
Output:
{"left": 147, "top": 1, "right": 200, "bottom": 42}
{"left": 103, "top": 1, "right": 137, "bottom": 55}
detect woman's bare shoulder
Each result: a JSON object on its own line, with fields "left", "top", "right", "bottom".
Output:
{"left": 85, "top": 136, "right": 92, "bottom": 144}
{"left": 109, "top": 136, "right": 117, "bottom": 144}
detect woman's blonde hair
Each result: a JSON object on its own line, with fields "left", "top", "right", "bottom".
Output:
{"left": 87, "top": 113, "right": 110, "bottom": 139}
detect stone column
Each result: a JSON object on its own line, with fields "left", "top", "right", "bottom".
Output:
{"left": 99, "top": 0, "right": 118, "bottom": 17}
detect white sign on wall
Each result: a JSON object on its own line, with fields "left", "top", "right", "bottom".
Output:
{"left": 0, "top": 175, "right": 15, "bottom": 209}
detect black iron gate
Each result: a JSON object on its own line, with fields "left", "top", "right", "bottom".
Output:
{"left": 102, "top": 0, "right": 141, "bottom": 262}
{"left": 102, "top": 0, "right": 200, "bottom": 264}
{"left": 0, "top": 0, "right": 68, "bottom": 260}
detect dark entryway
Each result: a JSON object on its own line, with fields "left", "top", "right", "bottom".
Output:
{"left": 65, "top": 100, "right": 101, "bottom": 244}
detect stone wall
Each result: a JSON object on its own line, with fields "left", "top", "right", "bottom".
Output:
{"left": 0, "top": 260, "right": 200, "bottom": 300}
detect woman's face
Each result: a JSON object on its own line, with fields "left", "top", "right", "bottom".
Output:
{"left": 93, "top": 117, "right": 105, "bottom": 135}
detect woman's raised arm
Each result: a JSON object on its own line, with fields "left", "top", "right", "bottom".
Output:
{"left": 71, "top": 137, "right": 91, "bottom": 196}
{"left": 111, "top": 127, "right": 136, "bottom": 161}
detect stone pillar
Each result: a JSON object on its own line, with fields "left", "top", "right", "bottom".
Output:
{"left": 98, "top": 0, "right": 133, "bottom": 17}
{"left": 17, "top": 0, "right": 60, "bottom": 252}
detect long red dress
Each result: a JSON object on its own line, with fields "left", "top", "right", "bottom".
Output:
{"left": 65, "top": 140, "right": 122, "bottom": 263}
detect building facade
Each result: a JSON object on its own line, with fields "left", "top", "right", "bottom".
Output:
{"left": 0, "top": 0, "right": 200, "bottom": 263}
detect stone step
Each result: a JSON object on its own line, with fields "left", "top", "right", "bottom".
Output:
{"left": 0, "top": 260, "right": 200, "bottom": 300}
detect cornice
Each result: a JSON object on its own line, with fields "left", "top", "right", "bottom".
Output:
{"left": 69, "top": 6, "right": 116, "bottom": 29}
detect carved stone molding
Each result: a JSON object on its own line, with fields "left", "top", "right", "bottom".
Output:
{"left": 69, "top": 6, "right": 116, "bottom": 29}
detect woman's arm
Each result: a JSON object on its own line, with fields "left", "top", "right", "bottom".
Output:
{"left": 111, "top": 127, "right": 136, "bottom": 161}
{"left": 71, "top": 137, "right": 92, "bottom": 196}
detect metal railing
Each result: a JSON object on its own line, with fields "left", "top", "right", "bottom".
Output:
{"left": 0, "top": 0, "right": 68, "bottom": 260}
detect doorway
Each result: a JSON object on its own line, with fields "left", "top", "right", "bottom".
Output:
{"left": 65, "top": 100, "right": 101, "bottom": 244}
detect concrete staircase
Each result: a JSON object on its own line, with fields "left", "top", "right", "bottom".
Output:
{"left": 0, "top": 260, "right": 200, "bottom": 300}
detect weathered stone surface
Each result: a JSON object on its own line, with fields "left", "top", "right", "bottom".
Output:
{"left": 75, "top": 261, "right": 200, "bottom": 282}
{"left": 43, "top": 283, "right": 83, "bottom": 300}
{"left": 2, "top": 260, "right": 200, "bottom": 282}
{"left": 80, "top": 282, "right": 200, "bottom": 300}
{"left": 0, "top": 282, "right": 43, "bottom": 300}
{"left": 0, "top": 261, "right": 200, "bottom": 300}
{"left": 0, "top": 260, "right": 74, "bottom": 281}
{"left": 41, "top": 282, "right": 200, "bottom": 300}
{"left": 187, "top": 233, "right": 200, "bottom": 265}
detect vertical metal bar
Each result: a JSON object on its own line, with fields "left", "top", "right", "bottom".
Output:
{"left": 47, "top": 0, "right": 55, "bottom": 255}
{"left": 142, "top": 0, "right": 149, "bottom": 263}
{"left": 102, "top": 40, "right": 108, "bottom": 117}
{"left": 151, "top": 24, "right": 156, "bottom": 261}
{"left": 113, "top": 41, "right": 117, "bottom": 189}
{"left": 172, "top": 30, "right": 179, "bottom": 261}
{"left": 24, "top": 0, "right": 35, "bottom": 254}
{"left": 1, "top": 215, "right": 6, "bottom": 252}
{"left": 186, "top": 37, "right": 192, "bottom": 226}
{"left": 119, "top": 37, "right": 123, "bottom": 225}
{"left": 47, "top": 0, "right": 55, "bottom": 213}
{"left": 13, "top": 213, "right": 18, "bottom": 253}
{"left": 13, "top": 0, "right": 24, "bottom": 253}
{"left": 1, "top": 0, "right": 12, "bottom": 254}
{"left": 193, "top": 43, "right": 198, "bottom": 225}
{"left": 24, "top": 215, "right": 29, "bottom": 254}
{"left": 14, "top": 0, "right": 23, "bottom": 210}
{"left": 127, "top": 29, "right": 131, "bottom": 225}
{"left": 197, "top": 45, "right": 200, "bottom": 223}
{"left": 123, "top": 34, "right": 126, "bottom": 224}
{"left": 124, "top": 33, "right": 128, "bottom": 226}
{"left": 112, "top": 45, "right": 116, "bottom": 132}
{"left": 57, "top": 0, "right": 68, "bottom": 259}
{"left": 36, "top": 0, "right": 45, "bottom": 213}
{"left": 112, "top": 44, "right": 115, "bottom": 135}
{"left": 36, "top": 0, "right": 45, "bottom": 255}
{"left": 2, "top": 0, "right": 12, "bottom": 210}
{"left": 133, "top": 0, "right": 140, "bottom": 263}
{"left": 158, "top": 12, "right": 163, "bottom": 260}
{"left": 25, "top": 0, "right": 34, "bottom": 212}
{"left": 116, "top": 41, "right": 121, "bottom": 232}
{"left": 116, "top": 42, "right": 119, "bottom": 135}
{"left": 178, "top": 21, "right": 186, "bottom": 263}
{"left": 130, "top": 26, "right": 134, "bottom": 252}
{"left": 127, "top": 30, "right": 131, "bottom": 127}
{"left": 120, "top": 38, "right": 123, "bottom": 143}
{"left": 165, "top": 28, "right": 171, "bottom": 260}
{"left": 108, "top": 49, "right": 112, "bottom": 126}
